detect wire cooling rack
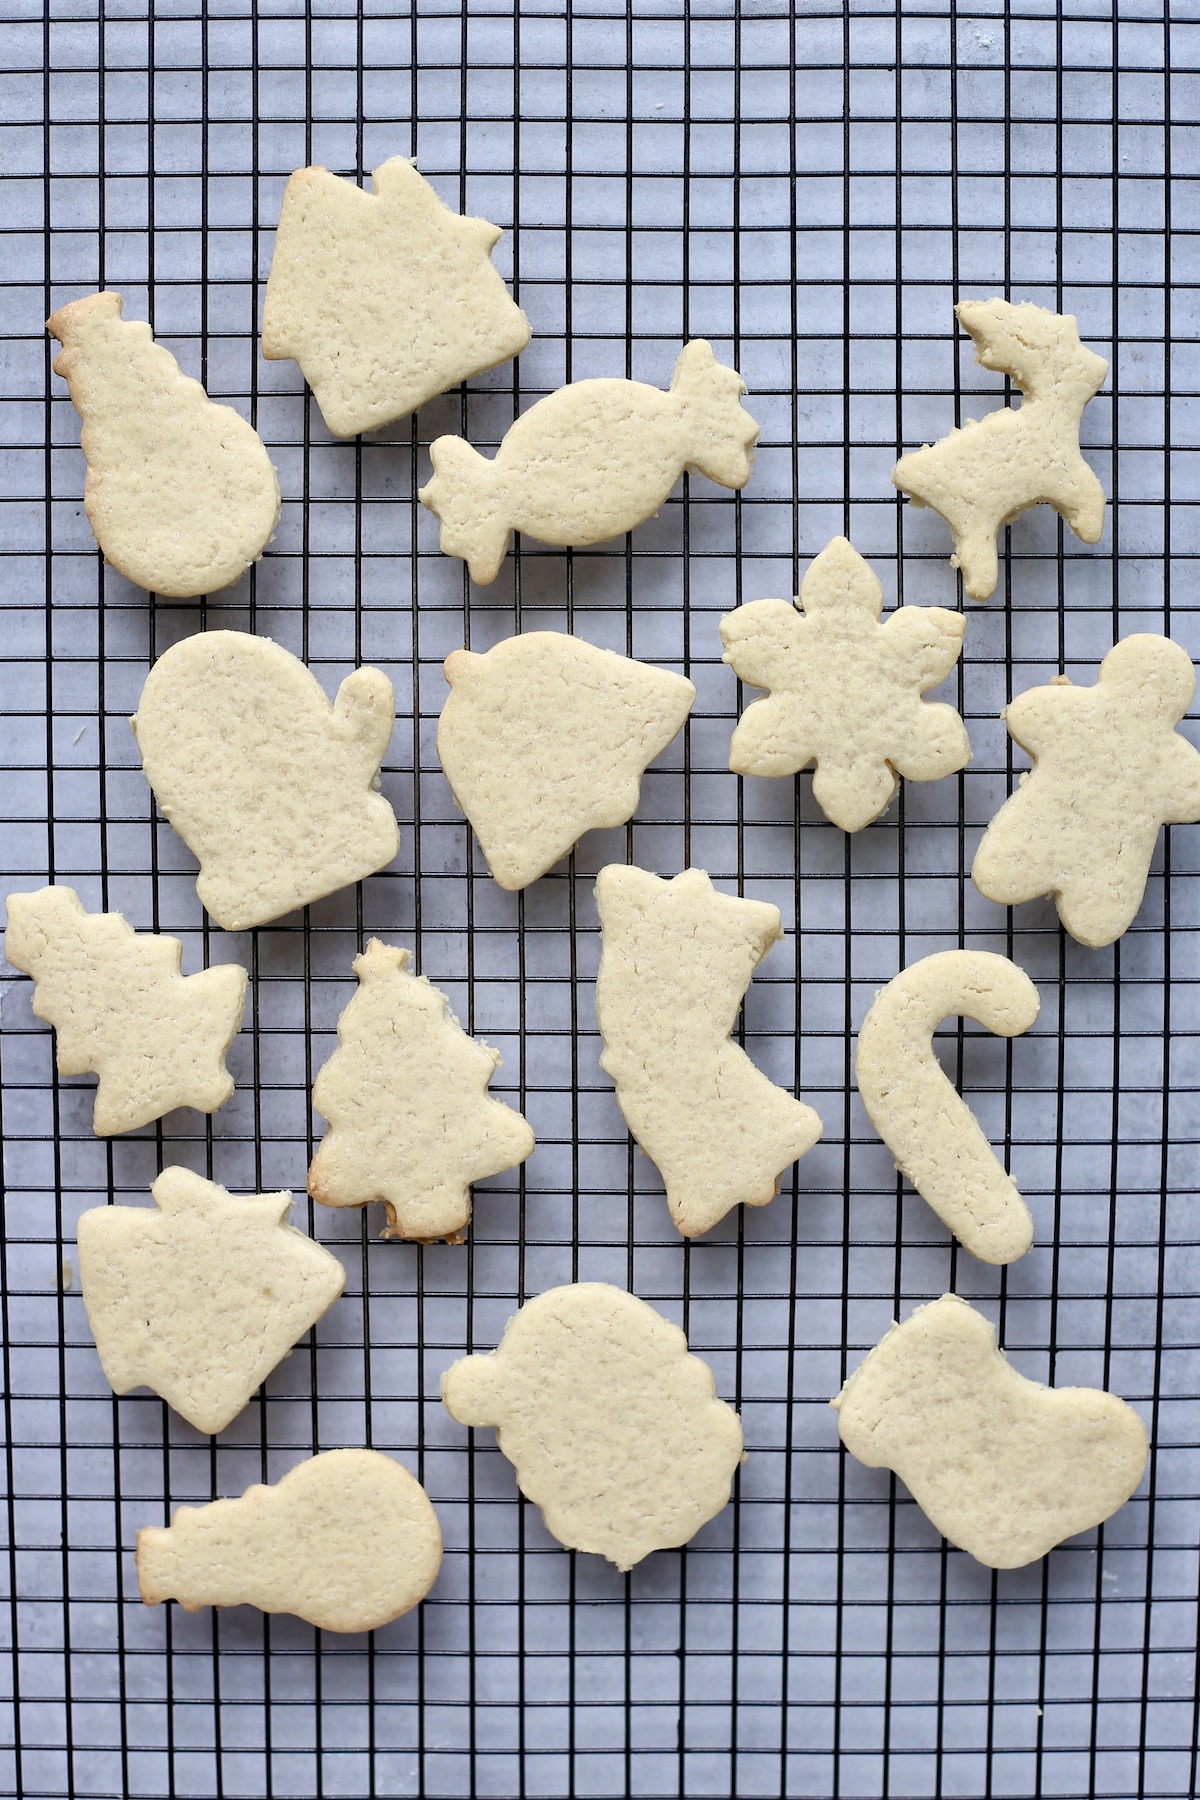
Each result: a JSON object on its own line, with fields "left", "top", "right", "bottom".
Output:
{"left": 3, "top": 2, "right": 1200, "bottom": 1796}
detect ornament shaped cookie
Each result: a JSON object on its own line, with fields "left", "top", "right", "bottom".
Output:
{"left": 420, "top": 339, "right": 758, "bottom": 584}
{"left": 441, "top": 1283, "right": 744, "bottom": 1570}
{"left": 833, "top": 1296, "right": 1149, "bottom": 1568}
{"left": 973, "top": 636, "right": 1200, "bottom": 948}
{"left": 309, "top": 939, "right": 534, "bottom": 1241}
{"left": 47, "top": 291, "right": 280, "bottom": 597}
{"left": 855, "top": 950, "right": 1040, "bottom": 1264}
{"left": 437, "top": 632, "right": 695, "bottom": 888}
{"left": 892, "top": 299, "right": 1108, "bottom": 601}
{"left": 137, "top": 1448, "right": 442, "bottom": 1631}
{"left": 78, "top": 1168, "right": 345, "bottom": 1434}
{"left": 4, "top": 886, "right": 246, "bottom": 1135}
{"left": 262, "top": 158, "right": 530, "bottom": 437}
{"left": 720, "top": 536, "right": 970, "bottom": 828}
{"left": 595, "top": 866, "right": 822, "bottom": 1236}
{"left": 132, "top": 631, "right": 400, "bottom": 931}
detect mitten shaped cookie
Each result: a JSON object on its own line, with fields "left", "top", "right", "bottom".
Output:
{"left": 720, "top": 536, "right": 969, "bottom": 828}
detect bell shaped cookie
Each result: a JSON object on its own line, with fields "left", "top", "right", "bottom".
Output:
{"left": 419, "top": 339, "right": 758, "bottom": 584}
{"left": 47, "top": 291, "right": 280, "bottom": 597}
{"left": 262, "top": 157, "right": 530, "bottom": 437}
{"left": 308, "top": 939, "right": 534, "bottom": 1241}
{"left": 78, "top": 1167, "right": 346, "bottom": 1434}
{"left": 833, "top": 1295, "right": 1149, "bottom": 1568}
{"left": 4, "top": 885, "right": 246, "bottom": 1135}
{"left": 720, "top": 536, "right": 969, "bottom": 829}
{"left": 973, "top": 635, "right": 1200, "bottom": 947}
{"left": 137, "top": 1448, "right": 442, "bottom": 1631}
{"left": 132, "top": 630, "right": 400, "bottom": 931}
{"left": 441, "top": 1283, "right": 744, "bottom": 1570}
{"left": 595, "top": 866, "right": 822, "bottom": 1236}
{"left": 437, "top": 632, "right": 695, "bottom": 888}
{"left": 893, "top": 298, "right": 1108, "bottom": 601}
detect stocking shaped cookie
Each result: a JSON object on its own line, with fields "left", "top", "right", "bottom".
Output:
{"left": 441, "top": 1283, "right": 744, "bottom": 1570}
{"left": 78, "top": 1167, "right": 346, "bottom": 1434}
{"left": 437, "top": 633, "right": 695, "bottom": 887}
{"left": 595, "top": 866, "right": 822, "bottom": 1236}
{"left": 137, "top": 1448, "right": 442, "bottom": 1631}
{"left": 720, "top": 537, "right": 969, "bottom": 829}
{"left": 893, "top": 299, "right": 1108, "bottom": 601}
{"left": 4, "top": 885, "right": 247, "bottom": 1134}
{"left": 132, "top": 631, "right": 400, "bottom": 931}
{"left": 420, "top": 339, "right": 758, "bottom": 583}
{"left": 47, "top": 291, "right": 280, "bottom": 597}
{"left": 262, "top": 157, "right": 530, "bottom": 437}
{"left": 833, "top": 1295, "right": 1149, "bottom": 1568}
{"left": 973, "top": 635, "right": 1200, "bottom": 947}
{"left": 308, "top": 939, "right": 534, "bottom": 1241}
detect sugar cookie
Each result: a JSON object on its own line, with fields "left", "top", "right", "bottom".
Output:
{"left": 595, "top": 865, "right": 822, "bottom": 1236}
{"left": 132, "top": 630, "right": 399, "bottom": 931}
{"left": 47, "top": 291, "right": 280, "bottom": 597}
{"left": 441, "top": 1283, "right": 744, "bottom": 1570}
{"left": 892, "top": 299, "right": 1108, "bottom": 601}
{"left": 720, "top": 536, "right": 969, "bottom": 828}
{"left": 4, "top": 885, "right": 246, "bottom": 1135}
{"left": 437, "top": 632, "right": 695, "bottom": 888}
{"left": 833, "top": 1295, "right": 1149, "bottom": 1568}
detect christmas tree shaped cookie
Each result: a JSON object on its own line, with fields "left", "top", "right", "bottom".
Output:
{"left": 47, "top": 291, "right": 280, "bottom": 597}
{"left": 262, "top": 157, "right": 530, "bottom": 437}
{"left": 78, "top": 1167, "right": 346, "bottom": 1434}
{"left": 4, "top": 885, "right": 247, "bottom": 1135}
{"left": 437, "top": 632, "right": 695, "bottom": 888}
{"left": 720, "top": 536, "right": 970, "bottom": 829}
{"left": 595, "top": 866, "right": 822, "bottom": 1236}
{"left": 132, "top": 631, "right": 400, "bottom": 932}
{"left": 308, "top": 939, "right": 535, "bottom": 1241}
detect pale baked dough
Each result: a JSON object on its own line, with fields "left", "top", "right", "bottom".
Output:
{"left": 78, "top": 1167, "right": 345, "bottom": 1434}
{"left": 131, "top": 630, "right": 400, "bottom": 931}
{"left": 419, "top": 339, "right": 758, "bottom": 583}
{"left": 854, "top": 950, "right": 1040, "bottom": 1264}
{"left": 833, "top": 1295, "right": 1149, "bottom": 1568}
{"left": 441, "top": 1283, "right": 744, "bottom": 1570}
{"left": 308, "top": 939, "right": 534, "bottom": 1241}
{"left": 47, "top": 291, "right": 280, "bottom": 597}
{"left": 973, "top": 635, "right": 1200, "bottom": 947}
{"left": 720, "top": 535, "right": 969, "bottom": 828}
{"left": 4, "top": 885, "right": 246, "bottom": 1135}
{"left": 262, "top": 157, "right": 530, "bottom": 437}
{"left": 437, "top": 632, "right": 695, "bottom": 888}
{"left": 595, "top": 865, "right": 822, "bottom": 1237}
{"left": 892, "top": 298, "right": 1108, "bottom": 601}
{"left": 137, "top": 1448, "right": 442, "bottom": 1631}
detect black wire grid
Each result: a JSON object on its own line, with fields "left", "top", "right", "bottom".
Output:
{"left": 2, "top": 2, "right": 1199, "bottom": 1797}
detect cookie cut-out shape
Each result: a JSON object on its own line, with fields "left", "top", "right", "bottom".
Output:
{"left": 720, "top": 536, "right": 970, "bottom": 829}
{"left": 441, "top": 1283, "right": 744, "bottom": 1570}
{"left": 595, "top": 866, "right": 822, "bottom": 1237}
{"left": 973, "top": 635, "right": 1200, "bottom": 948}
{"left": 47, "top": 291, "right": 280, "bottom": 597}
{"left": 437, "top": 633, "right": 696, "bottom": 888}
{"left": 132, "top": 630, "right": 400, "bottom": 931}
{"left": 137, "top": 1448, "right": 442, "bottom": 1631}
{"left": 855, "top": 950, "right": 1040, "bottom": 1264}
{"left": 262, "top": 158, "right": 530, "bottom": 438}
{"left": 4, "top": 885, "right": 247, "bottom": 1135}
{"left": 892, "top": 299, "right": 1108, "bottom": 601}
{"left": 78, "top": 1167, "right": 345, "bottom": 1434}
{"left": 833, "top": 1295, "right": 1149, "bottom": 1568}
{"left": 309, "top": 939, "right": 534, "bottom": 1241}
{"left": 419, "top": 339, "right": 758, "bottom": 584}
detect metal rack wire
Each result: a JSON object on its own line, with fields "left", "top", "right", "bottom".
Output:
{"left": 2, "top": 2, "right": 1199, "bottom": 1795}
